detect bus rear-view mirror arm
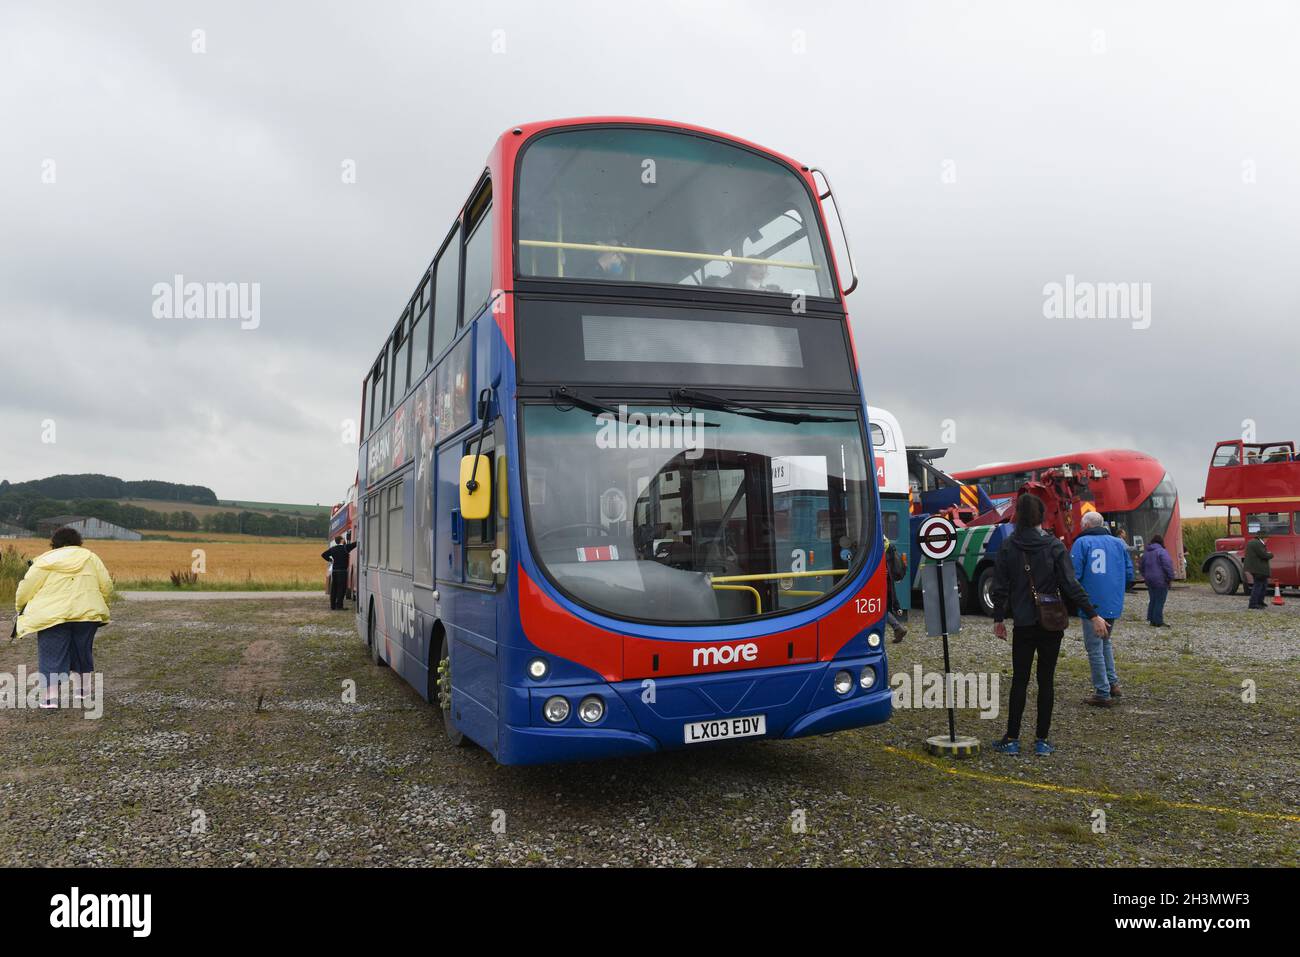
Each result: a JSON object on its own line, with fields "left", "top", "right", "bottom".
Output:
{"left": 810, "top": 167, "right": 859, "bottom": 297}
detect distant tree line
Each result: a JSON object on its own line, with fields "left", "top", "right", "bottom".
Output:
{"left": 0, "top": 476, "right": 328, "bottom": 539}
{"left": 0, "top": 474, "right": 218, "bottom": 504}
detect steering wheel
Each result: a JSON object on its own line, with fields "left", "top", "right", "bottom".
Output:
{"left": 537, "top": 523, "right": 611, "bottom": 544}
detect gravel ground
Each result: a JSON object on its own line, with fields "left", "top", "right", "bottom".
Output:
{"left": 0, "top": 585, "right": 1294, "bottom": 867}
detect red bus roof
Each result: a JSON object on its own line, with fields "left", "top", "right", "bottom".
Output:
{"left": 953, "top": 449, "right": 1171, "bottom": 513}
{"left": 496, "top": 116, "right": 814, "bottom": 176}
{"left": 954, "top": 448, "right": 1165, "bottom": 479}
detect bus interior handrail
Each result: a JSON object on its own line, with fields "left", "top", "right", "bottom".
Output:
{"left": 517, "top": 239, "right": 822, "bottom": 270}
{"left": 711, "top": 583, "right": 763, "bottom": 615}
{"left": 710, "top": 569, "right": 849, "bottom": 584}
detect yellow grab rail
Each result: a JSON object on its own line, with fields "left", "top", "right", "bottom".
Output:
{"left": 711, "top": 584, "right": 762, "bottom": 615}
{"left": 518, "top": 239, "right": 822, "bottom": 271}
{"left": 709, "top": 569, "right": 848, "bottom": 584}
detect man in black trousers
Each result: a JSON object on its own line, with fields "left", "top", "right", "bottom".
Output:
{"left": 322, "top": 536, "right": 358, "bottom": 610}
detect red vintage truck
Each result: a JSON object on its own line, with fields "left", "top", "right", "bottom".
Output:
{"left": 1198, "top": 439, "right": 1300, "bottom": 594}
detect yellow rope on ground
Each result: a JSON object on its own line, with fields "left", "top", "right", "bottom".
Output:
{"left": 880, "top": 745, "right": 1300, "bottom": 825}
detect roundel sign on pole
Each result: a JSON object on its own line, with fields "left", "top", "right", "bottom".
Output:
{"left": 917, "top": 515, "right": 958, "bottom": 562}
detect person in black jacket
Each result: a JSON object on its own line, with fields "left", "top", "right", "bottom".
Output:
{"left": 883, "top": 536, "right": 908, "bottom": 642}
{"left": 989, "top": 493, "right": 1109, "bottom": 756}
{"left": 322, "top": 536, "right": 358, "bottom": 610}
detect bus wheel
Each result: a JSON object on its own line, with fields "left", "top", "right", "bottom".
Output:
{"left": 436, "top": 632, "right": 466, "bottom": 747}
{"left": 367, "top": 603, "right": 385, "bottom": 667}
{"left": 1208, "top": 558, "right": 1240, "bottom": 595}
{"left": 976, "top": 566, "right": 997, "bottom": 617}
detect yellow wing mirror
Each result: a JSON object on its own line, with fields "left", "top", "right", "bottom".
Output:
{"left": 460, "top": 454, "right": 492, "bottom": 520}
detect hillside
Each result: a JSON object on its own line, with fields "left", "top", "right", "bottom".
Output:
{"left": 0, "top": 473, "right": 331, "bottom": 539}
{"left": 0, "top": 473, "right": 217, "bottom": 504}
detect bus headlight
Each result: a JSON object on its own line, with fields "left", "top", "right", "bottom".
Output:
{"left": 860, "top": 666, "right": 876, "bottom": 690}
{"left": 527, "top": 657, "right": 549, "bottom": 680}
{"left": 833, "top": 670, "right": 854, "bottom": 695}
{"left": 543, "top": 696, "right": 570, "bottom": 723}
{"left": 866, "top": 632, "right": 882, "bottom": 648}
{"left": 577, "top": 695, "right": 605, "bottom": 724}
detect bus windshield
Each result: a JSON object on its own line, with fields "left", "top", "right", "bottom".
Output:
{"left": 516, "top": 127, "right": 833, "bottom": 297}
{"left": 1109, "top": 472, "right": 1178, "bottom": 548}
{"left": 521, "top": 402, "right": 871, "bottom": 623}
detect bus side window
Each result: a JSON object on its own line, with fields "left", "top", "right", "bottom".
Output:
{"left": 391, "top": 310, "right": 410, "bottom": 406}
{"left": 462, "top": 193, "right": 494, "bottom": 326}
{"left": 1248, "top": 512, "right": 1288, "bottom": 537}
{"left": 430, "top": 225, "right": 460, "bottom": 361}
{"left": 1211, "top": 444, "right": 1239, "bottom": 467}
{"left": 365, "top": 492, "right": 382, "bottom": 569}
{"left": 362, "top": 372, "right": 372, "bottom": 435}
{"left": 386, "top": 483, "right": 405, "bottom": 572}
{"left": 410, "top": 275, "right": 431, "bottom": 380}
{"left": 371, "top": 354, "right": 386, "bottom": 429}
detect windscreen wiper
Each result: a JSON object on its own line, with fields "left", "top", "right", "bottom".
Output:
{"left": 549, "top": 386, "right": 625, "bottom": 419}
{"left": 670, "top": 388, "right": 849, "bottom": 425}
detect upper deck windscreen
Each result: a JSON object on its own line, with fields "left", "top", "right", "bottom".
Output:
{"left": 516, "top": 127, "right": 834, "bottom": 298}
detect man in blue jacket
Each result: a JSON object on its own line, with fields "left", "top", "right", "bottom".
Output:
{"left": 1071, "top": 510, "right": 1135, "bottom": 707}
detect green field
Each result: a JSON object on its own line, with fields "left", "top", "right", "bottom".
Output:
{"left": 119, "top": 498, "right": 331, "bottom": 519}
{"left": 218, "top": 500, "right": 332, "bottom": 516}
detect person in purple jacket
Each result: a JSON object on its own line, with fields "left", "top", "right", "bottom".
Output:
{"left": 1140, "top": 535, "right": 1175, "bottom": 627}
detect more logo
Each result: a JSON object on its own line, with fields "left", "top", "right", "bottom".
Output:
{"left": 692, "top": 642, "right": 758, "bottom": 668}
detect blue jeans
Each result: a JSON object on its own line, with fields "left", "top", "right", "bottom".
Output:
{"left": 1081, "top": 616, "right": 1118, "bottom": 697}
{"left": 1147, "top": 585, "right": 1169, "bottom": 625}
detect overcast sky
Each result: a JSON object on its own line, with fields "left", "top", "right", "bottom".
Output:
{"left": 3, "top": 0, "right": 1296, "bottom": 513}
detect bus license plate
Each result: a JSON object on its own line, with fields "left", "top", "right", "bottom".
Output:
{"left": 683, "top": 714, "right": 767, "bottom": 744}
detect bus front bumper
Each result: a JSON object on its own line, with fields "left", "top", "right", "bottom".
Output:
{"left": 497, "top": 656, "right": 891, "bottom": 766}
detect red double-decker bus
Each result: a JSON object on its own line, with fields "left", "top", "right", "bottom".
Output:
{"left": 953, "top": 449, "right": 1184, "bottom": 579}
{"left": 1199, "top": 439, "right": 1300, "bottom": 594}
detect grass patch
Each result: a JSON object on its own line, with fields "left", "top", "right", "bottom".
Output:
{"left": 0, "top": 543, "right": 31, "bottom": 606}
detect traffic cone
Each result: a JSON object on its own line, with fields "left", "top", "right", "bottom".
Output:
{"left": 1272, "top": 583, "right": 1285, "bottom": 606}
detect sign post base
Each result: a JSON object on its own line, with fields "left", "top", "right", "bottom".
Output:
{"left": 923, "top": 734, "right": 981, "bottom": 758}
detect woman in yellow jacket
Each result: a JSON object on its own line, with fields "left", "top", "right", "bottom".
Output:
{"left": 14, "top": 526, "right": 113, "bottom": 708}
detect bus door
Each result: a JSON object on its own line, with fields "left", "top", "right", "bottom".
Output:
{"left": 878, "top": 494, "right": 911, "bottom": 610}
{"left": 435, "top": 429, "right": 503, "bottom": 750}
{"left": 386, "top": 475, "right": 418, "bottom": 677}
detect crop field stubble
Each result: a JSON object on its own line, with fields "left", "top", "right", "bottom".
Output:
{"left": 0, "top": 583, "right": 1294, "bottom": 867}
{"left": 1, "top": 538, "right": 324, "bottom": 595}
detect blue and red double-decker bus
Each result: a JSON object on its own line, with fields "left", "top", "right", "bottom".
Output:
{"left": 352, "top": 117, "right": 891, "bottom": 764}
